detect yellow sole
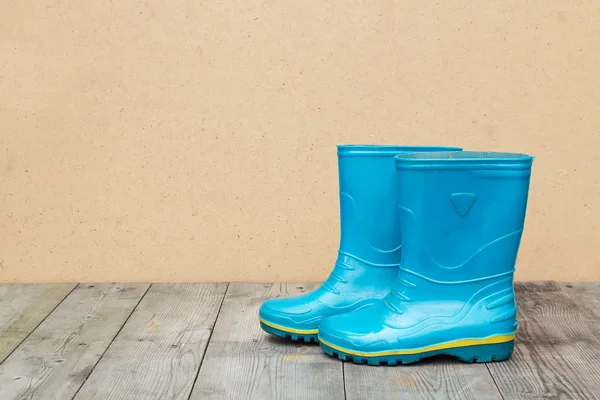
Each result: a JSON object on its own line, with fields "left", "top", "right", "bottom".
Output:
{"left": 319, "top": 333, "right": 515, "bottom": 358}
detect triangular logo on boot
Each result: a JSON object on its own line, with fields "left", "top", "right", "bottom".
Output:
{"left": 450, "top": 193, "right": 476, "bottom": 216}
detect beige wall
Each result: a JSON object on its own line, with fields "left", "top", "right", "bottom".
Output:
{"left": 1, "top": 1, "right": 599, "bottom": 283}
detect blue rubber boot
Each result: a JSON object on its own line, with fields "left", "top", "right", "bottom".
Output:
{"left": 319, "top": 151, "right": 533, "bottom": 363}
{"left": 259, "top": 145, "right": 462, "bottom": 342}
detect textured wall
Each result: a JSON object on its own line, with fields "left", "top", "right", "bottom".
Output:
{"left": 1, "top": 1, "right": 599, "bottom": 282}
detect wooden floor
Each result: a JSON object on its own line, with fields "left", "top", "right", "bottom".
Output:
{"left": 0, "top": 282, "right": 599, "bottom": 399}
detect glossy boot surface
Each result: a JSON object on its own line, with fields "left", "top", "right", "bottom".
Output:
{"left": 259, "top": 145, "right": 462, "bottom": 342}
{"left": 319, "top": 151, "right": 533, "bottom": 363}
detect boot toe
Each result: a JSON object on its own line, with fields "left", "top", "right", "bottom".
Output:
{"left": 259, "top": 295, "right": 319, "bottom": 330}
{"left": 318, "top": 306, "right": 390, "bottom": 353}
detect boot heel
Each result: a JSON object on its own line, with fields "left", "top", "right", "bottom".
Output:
{"left": 447, "top": 340, "right": 514, "bottom": 363}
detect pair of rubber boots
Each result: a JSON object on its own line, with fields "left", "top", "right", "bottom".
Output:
{"left": 259, "top": 145, "right": 533, "bottom": 365}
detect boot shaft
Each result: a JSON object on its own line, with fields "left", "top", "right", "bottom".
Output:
{"left": 394, "top": 151, "right": 533, "bottom": 281}
{"left": 336, "top": 145, "right": 462, "bottom": 265}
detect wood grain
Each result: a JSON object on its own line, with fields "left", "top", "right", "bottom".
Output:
{"left": 486, "top": 281, "right": 600, "bottom": 399}
{"left": 0, "top": 283, "right": 76, "bottom": 363}
{"left": 74, "top": 283, "right": 227, "bottom": 400}
{"left": 190, "top": 282, "right": 345, "bottom": 400}
{"left": 344, "top": 357, "right": 503, "bottom": 400}
{"left": 0, "top": 283, "right": 149, "bottom": 400}
{"left": 560, "top": 282, "right": 600, "bottom": 316}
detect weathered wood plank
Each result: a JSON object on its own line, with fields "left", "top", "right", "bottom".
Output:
{"left": 560, "top": 282, "right": 600, "bottom": 316}
{"left": 0, "top": 283, "right": 149, "bottom": 400}
{"left": 190, "top": 283, "right": 345, "bottom": 400}
{"left": 345, "top": 357, "right": 502, "bottom": 400}
{"left": 0, "top": 283, "right": 76, "bottom": 363}
{"left": 75, "top": 283, "right": 227, "bottom": 400}
{"left": 487, "top": 281, "right": 600, "bottom": 399}
{"left": 560, "top": 282, "right": 600, "bottom": 343}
